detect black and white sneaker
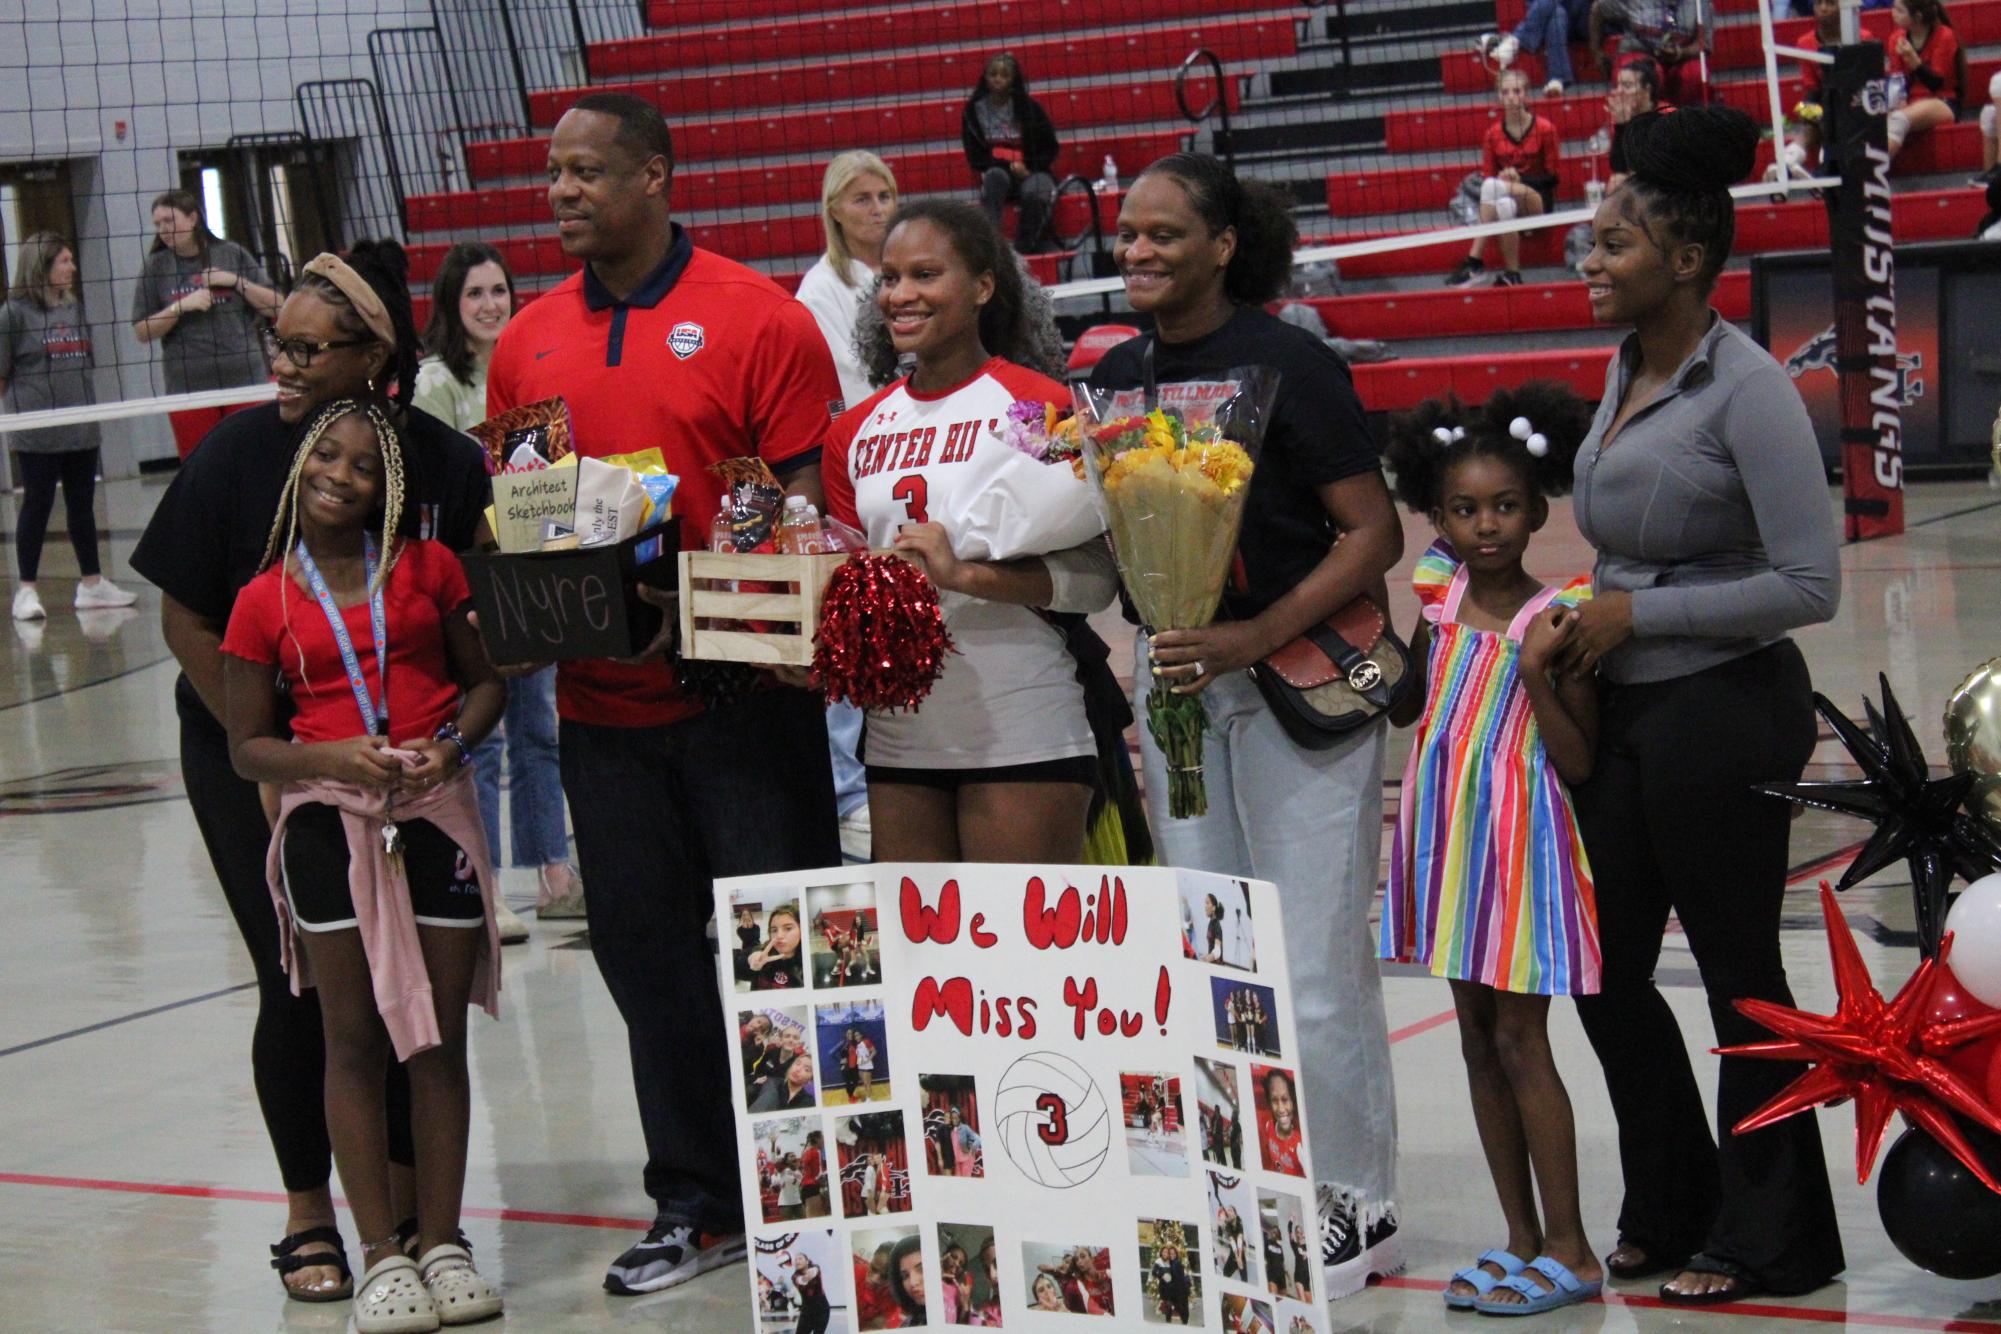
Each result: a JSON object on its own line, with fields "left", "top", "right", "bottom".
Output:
{"left": 1363, "top": 1203, "right": 1405, "bottom": 1283}
{"left": 1317, "top": 1185, "right": 1368, "bottom": 1300}
{"left": 603, "top": 1219, "right": 746, "bottom": 1295}
{"left": 1446, "top": 257, "right": 1486, "bottom": 288}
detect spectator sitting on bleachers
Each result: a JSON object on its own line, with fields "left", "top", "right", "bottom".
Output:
{"left": 1974, "top": 68, "right": 2001, "bottom": 184}
{"left": 1590, "top": 0, "right": 1706, "bottom": 106}
{"left": 1476, "top": 0, "right": 1595, "bottom": 97}
{"left": 1975, "top": 175, "right": 2001, "bottom": 235}
{"left": 1605, "top": 58, "right": 1669, "bottom": 193}
{"left": 962, "top": 52, "right": 1061, "bottom": 254}
{"left": 1447, "top": 70, "right": 1563, "bottom": 288}
{"left": 1885, "top": 0, "right": 1961, "bottom": 159}
{"left": 1765, "top": 0, "right": 1841, "bottom": 193}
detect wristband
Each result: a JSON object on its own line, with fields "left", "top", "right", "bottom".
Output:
{"left": 434, "top": 721, "right": 473, "bottom": 767}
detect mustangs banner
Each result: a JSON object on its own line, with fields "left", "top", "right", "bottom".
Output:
{"left": 1823, "top": 40, "right": 1904, "bottom": 539}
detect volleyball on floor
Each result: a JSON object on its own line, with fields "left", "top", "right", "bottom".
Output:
{"left": 992, "top": 1050, "right": 1112, "bottom": 1188}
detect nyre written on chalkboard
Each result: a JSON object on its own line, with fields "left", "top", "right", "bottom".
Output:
{"left": 461, "top": 517, "right": 680, "bottom": 664}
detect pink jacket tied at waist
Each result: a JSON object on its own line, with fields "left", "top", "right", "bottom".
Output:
{"left": 265, "top": 768, "right": 501, "bottom": 1060}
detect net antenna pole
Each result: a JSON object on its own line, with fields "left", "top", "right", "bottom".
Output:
{"left": 1755, "top": 0, "right": 1790, "bottom": 166}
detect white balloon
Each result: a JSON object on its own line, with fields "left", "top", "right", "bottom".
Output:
{"left": 1945, "top": 873, "right": 2001, "bottom": 1009}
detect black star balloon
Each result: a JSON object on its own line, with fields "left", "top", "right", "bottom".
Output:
{"left": 1759, "top": 675, "right": 2001, "bottom": 958}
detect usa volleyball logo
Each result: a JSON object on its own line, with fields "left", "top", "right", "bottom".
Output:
{"left": 993, "top": 1050, "right": 1112, "bottom": 1188}
{"left": 669, "top": 321, "right": 705, "bottom": 359}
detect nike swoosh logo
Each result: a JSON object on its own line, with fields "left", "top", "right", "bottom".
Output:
{"left": 535, "top": 348, "right": 557, "bottom": 360}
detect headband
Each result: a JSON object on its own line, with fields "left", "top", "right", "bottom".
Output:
{"left": 300, "top": 252, "right": 397, "bottom": 349}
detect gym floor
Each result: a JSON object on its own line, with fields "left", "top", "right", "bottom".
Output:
{"left": 4, "top": 474, "right": 2001, "bottom": 1331}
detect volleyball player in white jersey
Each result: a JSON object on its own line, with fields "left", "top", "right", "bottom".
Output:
{"left": 822, "top": 200, "right": 1117, "bottom": 862}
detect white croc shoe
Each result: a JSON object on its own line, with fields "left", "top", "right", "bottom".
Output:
{"left": 418, "top": 1242, "right": 503, "bottom": 1325}
{"left": 355, "top": 1253, "right": 441, "bottom": 1333}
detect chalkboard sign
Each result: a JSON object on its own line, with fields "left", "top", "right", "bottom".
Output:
{"left": 461, "top": 517, "right": 681, "bottom": 665}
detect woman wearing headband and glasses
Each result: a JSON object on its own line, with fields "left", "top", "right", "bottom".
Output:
{"left": 131, "top": 241, "right": 492, "bottom": 1308}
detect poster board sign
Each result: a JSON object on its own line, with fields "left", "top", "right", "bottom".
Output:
{"left": 720, "top": 863, "right": 1329, "bottom": 1333}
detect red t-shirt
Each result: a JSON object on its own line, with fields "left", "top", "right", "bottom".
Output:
{"left": 486, "top": 231, "right": 842, "bottom": 728}
{"left": 1891, "top": 23, "right": 1961, "bottom": 104}
{"left": 800, "top": 1145, "right": 823, "bottom": 1187}
{"left": 1259, "top": 1112, "right": 1305, "bottom": 1176}
{"left": 220, "top": 538, "right": 470, "bottom": 744}
{"left": 1797, "top": 28, "right": 1830, "bottom": 100}
{"left": 1481, "top": 115, "right": 1562, "bottom": 184}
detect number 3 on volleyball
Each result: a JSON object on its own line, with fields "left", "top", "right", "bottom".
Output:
{"left": 893, "top": 474, "right": 929, "bottom": 523}
{"left": 1035, "top": 1092, "right": 1071, "bottom": 1145}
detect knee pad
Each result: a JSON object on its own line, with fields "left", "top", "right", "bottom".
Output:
{"left": 1888, "top": 109, "right": 1910, "bottom": 144}
{"left": 1983, "top": 103, "right": 1997, "bottom": 137}
{"left": 1494, "top": 195, "right": 1519, "bottom": 221}
{"left": 1783, "top": 140, "right": 1807, "bottom": 168}
{"left": 1987, "top": 69, "right": 2001, "bottom": 101}
{"left": 1480, "top": 176, "right": 1507, "bottom": 204}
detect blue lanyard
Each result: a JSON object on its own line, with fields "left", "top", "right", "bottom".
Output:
{"left": 296, "top": 534, "right": 389, "bottom": 738}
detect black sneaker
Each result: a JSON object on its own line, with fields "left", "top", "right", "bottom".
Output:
{"left": 1970, "top": 165, "right": 2001, "bottom": 188}
{"left": 1446, "top": 257, "right": 1486, "bottom": 288}
{"left": 1495, "top": 269, "right": 1524, "bottom": 286}
{"left": 1364, "top": 1203, "right": 1405, "bottom": 1282}
{"left": 1318, "top": 1185, "right": 1368, "bottom": 1300}
{"left": 604, "top": 1219, "right": 746, "bottom": 1295}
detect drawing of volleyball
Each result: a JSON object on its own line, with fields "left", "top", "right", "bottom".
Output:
{"left": 992, "top": 1050, "right": 1113, "bottom": 1189}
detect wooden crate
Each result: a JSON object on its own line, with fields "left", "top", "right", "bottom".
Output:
{"left": 677, "top": 549, "right": 849, "bottom": 665}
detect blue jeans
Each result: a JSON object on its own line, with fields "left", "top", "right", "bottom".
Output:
{"left": 1514, "top": 0, "right": 1591, "bottom": 84}
{"left": 472, "top": 668, "right": 570, "bottom": 868}
{"left": 1133, "top": 638, "right": 1399, "bottom": 1208}
{"left": 560, "top": 688, "right": 840, "bottom": 1228}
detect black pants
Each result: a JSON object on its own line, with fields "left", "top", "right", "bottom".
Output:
{"left": 177, "top": 683, "right": 413, "bottom": 1192}
{"left": 560, "top": 687, "right": 839, "bottom": 1230}
{"left": 1571, "top": 641, "right": 1843, "bottom": 1293}
{"left": 15, "top": 448, "right": 100, "bottom": 581}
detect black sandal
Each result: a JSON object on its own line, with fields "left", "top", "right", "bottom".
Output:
{"left": 270, "top": 1225, "right": 354, "bottom": 1302}
{"left": 1606, "top": 1238, "right": 1692, "bottom": 1280}
{"left": 1657, "top": 1253, "right": 1764, "bottom": 1306}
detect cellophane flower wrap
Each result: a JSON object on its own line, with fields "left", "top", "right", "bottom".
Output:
{"left": 940, "top": 399, "right": 1104, "bottom": 561}
{"left": 1072, "top": 368, "right": 1279, "bottom": 819}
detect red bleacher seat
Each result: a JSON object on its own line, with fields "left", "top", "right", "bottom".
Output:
{"left": 582, "top": 15, "right": 1297, "bottom": 109}
{"left": 1068, "top": 324, "right": 1143, "bottom": 373}
{"left": 1301, "top": 268, "right": 1751, "bottom": 341}
{"left": 598, "top": 0, "right": 1276, "bottom": 79}
{"left": 1356, "top": 350, "right": 1616, "bottom": 413}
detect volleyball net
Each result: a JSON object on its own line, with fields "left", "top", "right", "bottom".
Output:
{"left": 3, "top": 0, "right": 1933, "bottom": 527}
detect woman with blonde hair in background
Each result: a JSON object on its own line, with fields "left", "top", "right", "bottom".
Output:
{"left": 796, "top": 152, "right": 899, "bottom": 861}
{"left": 3, "top": 232, "right": 137, "bottom": 619}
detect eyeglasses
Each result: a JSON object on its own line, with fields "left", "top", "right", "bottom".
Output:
{"left": 262, "top": 329, "right": 376, "bottom": 369}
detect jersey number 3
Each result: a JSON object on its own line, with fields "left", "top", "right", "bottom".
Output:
{"left": 1036, "top": 1093, "right": 1070, "bottom": 1145}
{"left": 892, "top": 474, "right": 929, "bottom": 524}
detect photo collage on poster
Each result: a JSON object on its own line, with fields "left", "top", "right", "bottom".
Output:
{"left": 730, "top": 868, "right": 1324, "bottom": 1332}
{"left": 1180, "top": 870, "right": 1317, "bottom": 1333}
{"left": 735, "top": 878, "right": 899, "bottom": 1333}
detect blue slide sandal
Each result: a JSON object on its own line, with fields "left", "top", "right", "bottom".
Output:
{"left": 1475, "top": 1255, "right": 1604, "bottom": 1316}
{"left": 1443, "top": 1250, "right": 1528, "bottom": 1310}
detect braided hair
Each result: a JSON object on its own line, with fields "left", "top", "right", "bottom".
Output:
{"left": 1383, "top": 381, "right": 1593, "bottom": 514}
{"left": 858, "top": 198, "right": 1065, "bottom": 387}
{"left": 1613, "top": 106, "right": 1760, "bottom": 293}
{"left": 259, "top": 398, "right": 408, "bottom": 599}
{"left": 293, "top": 238, "right": 423, "bottom": 407}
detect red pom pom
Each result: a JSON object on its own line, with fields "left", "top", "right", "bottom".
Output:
{"left": 813, "top": 554, "right": 955, "bottom": 711}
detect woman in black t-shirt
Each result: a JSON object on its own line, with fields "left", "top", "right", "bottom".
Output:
{"left": 1087, "top": 153, "right": 1405, "bottom": 1280}
{"left": 129, "top": 241, "right": 491, "bottom": 1304}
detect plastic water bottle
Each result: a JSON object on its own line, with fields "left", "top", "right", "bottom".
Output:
{"left": 776, "top": 495, "right": 829, "bottom": 554}
{"left": 1099, "top": 154, "right": 1120, "bottom": 193}
{"left": 711, "top": 510, "right": 736, "bottom": 552}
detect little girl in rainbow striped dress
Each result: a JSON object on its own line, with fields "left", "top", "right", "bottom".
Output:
{"left": 1378, "top": 382, "right": 1605, "bottom": 1317}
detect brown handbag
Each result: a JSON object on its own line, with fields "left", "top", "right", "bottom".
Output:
{"left": 1249, "top": 595, "right": 1414, "bottom": 748}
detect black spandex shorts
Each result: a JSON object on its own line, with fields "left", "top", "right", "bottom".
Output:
{"left": 864, "top": 755, "right": 1098, "bottom": 791}
{"left": 281, "top": 802, "right": 484, "bottom": 930}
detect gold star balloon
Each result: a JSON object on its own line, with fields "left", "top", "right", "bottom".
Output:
{"left": 1718, "top": 883, "right": 2001, "bottom": 1190}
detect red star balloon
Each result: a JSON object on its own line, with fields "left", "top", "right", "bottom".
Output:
{"left": 1717, "top": 882, "right": 2001, "bottom": 1191}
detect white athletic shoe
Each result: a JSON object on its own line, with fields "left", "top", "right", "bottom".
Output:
{"left": 494, "top": 900, "right": 530, "bottom": 944}
{"left": 1494, "top": 34, "right": 1520, "bottom": 67}
{"left": 1544, "top": 78, "right": 1567, "bottom": 96}
{"left": 74, "top": 577, "right": 138, "bottom": 609}
{"left": 12, "top": 585, "right": 46, "bottom": 621}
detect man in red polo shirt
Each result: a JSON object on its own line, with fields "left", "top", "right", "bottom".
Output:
{"left": 485, "top": 91, "right": 842, "bottom": 1295}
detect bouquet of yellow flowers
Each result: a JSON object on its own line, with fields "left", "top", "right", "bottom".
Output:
{"left": 1073, "top": 366, "right": 1279, "bottom": 818}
